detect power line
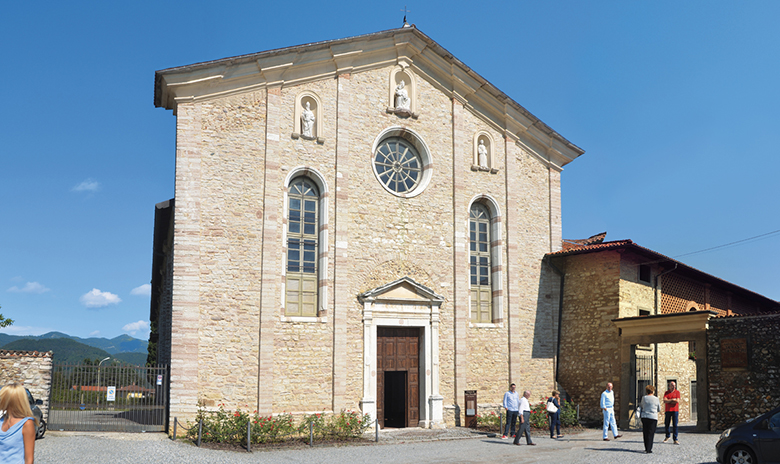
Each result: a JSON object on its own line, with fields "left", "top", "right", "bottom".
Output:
{"left": 673, "top": 228, "right": 780, "bottom": 259}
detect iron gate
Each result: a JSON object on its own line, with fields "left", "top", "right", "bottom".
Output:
{"left": 48, "top": 363, "right": 168, "bottom": 432}
{"left": 636, "top": 354, "right": 654, "bottom": 406}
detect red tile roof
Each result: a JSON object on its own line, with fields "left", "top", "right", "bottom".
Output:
{"left": 546, "top": 237, "right": 780, "bottom": 309}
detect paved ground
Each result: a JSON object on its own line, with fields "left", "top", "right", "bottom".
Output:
{"left": 35, "top": 425, "right": 721, "bottom": 463}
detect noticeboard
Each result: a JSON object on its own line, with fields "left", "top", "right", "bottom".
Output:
{"left": 721, "top": 338, "right": 748, "bottom": 368}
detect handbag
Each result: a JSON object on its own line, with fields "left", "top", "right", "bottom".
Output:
{"left": 546, "top": 398, "right": 558, "bottom": 414}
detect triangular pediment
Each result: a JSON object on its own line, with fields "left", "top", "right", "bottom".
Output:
{"left": 359, "top": 276, "right": 443, "bottom": 304}
{"left": 154, "top": 26, "right": 583, "bottom": 166}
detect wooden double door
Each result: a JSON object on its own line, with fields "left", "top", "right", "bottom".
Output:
{"left": 377, "top": 327, "right": 420, "bottom": 428}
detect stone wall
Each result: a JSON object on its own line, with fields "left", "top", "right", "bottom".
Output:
{"left": 0, "top": 350, "right": 53, "bottom": 420}
{"left": 657, "top": 342, "right": 697, "bottom": 422}
{"left": 555, "top": 251, "right": 621, "bottom": 423}
{"left": 707, "top": 313, "right": 780, "bottom": 430}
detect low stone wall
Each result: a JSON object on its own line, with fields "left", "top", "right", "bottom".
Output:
{"left": 0, "top": 350, "right": 53, "bottom": 420}
{"left": 707, "top": 314, "right": 780, "bottom": 430}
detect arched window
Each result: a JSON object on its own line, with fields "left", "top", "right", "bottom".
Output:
{"left": 470, "top": 203, "right": 492, "bottom": 323}
{"left": 286, "top": 178, "right": 319, "bottom": 316}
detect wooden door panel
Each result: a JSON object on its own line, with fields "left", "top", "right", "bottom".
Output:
{"left": 377, "top": 327, "right": 421, "bottom": 428}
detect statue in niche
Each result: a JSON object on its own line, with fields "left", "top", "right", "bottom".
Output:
{"left": 395, "top": 80, "right": 411, "bottom": 110}
{"left": 478, "top": 139, "right": 489, "bottom": 168}
{"left": 301, "top": 101, "right": 315, "bottom": 137}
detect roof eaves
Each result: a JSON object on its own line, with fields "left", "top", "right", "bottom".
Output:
{"left": 153, "top": 26, "right": 584, "bottom": 155}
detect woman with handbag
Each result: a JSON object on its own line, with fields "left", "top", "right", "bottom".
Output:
{"left": 547, "top": 390, "right": 563, "bottom": 438}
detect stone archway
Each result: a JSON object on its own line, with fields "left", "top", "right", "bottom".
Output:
{"left": 613, "top": 311, "right": 715, "bottom": 431}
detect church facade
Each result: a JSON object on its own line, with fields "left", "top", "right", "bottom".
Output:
{"left": 151, "top": 26, "right": 583, "bottom": 428}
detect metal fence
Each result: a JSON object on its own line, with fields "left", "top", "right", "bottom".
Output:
{"left": 48, "top": 363, "right": 168, "bottom": 432}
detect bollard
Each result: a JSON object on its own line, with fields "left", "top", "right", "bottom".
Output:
{"left": 197, "top": 419, "right": 202, "bottom": 447}
{"left": 375, "top": 418, "right": 379, "bottom": 442}
{"left": 310, "top": 420, "right": 314, "bottom": 447}
{"left": 247, "top": 420, "right": 251, "bottom": 453}
{"left": 499, "top": 407, "right": 503, "bottom": 436}
{"left": 173, "top": 417, "right": 177, "bottom": 440}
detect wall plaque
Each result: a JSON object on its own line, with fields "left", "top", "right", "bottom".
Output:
{"left": 721, "top": 338, "right": 748, "bottom": 368}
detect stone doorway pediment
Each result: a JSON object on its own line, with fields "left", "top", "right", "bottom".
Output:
{"left": 359, "top": 276, "right": 444, "bottom": 305}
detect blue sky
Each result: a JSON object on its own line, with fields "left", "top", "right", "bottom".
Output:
{"left": 2, "top": 1, "right": 778, "bottom": 340}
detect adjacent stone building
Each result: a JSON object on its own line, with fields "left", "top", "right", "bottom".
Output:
{"left": 150, "top": 26, "right": 584, "bottom": 428}
{"left": 0, "top": 350, "right": 53, "bottom": 421}
{"left": 546, "top": 234, "right": 780, "bottom": 428}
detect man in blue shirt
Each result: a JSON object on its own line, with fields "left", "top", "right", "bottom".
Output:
{"left": 501, "top": 383, "right": 520, "bottom": 439}
{"left": 600, "top": 382, "right": 622, "bottom": 441}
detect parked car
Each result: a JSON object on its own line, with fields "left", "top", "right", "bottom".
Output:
{"left": 25, "top": 388, "right": 46, "bottom": 439}
{"left": 716, "top": 404, "right": 780, "bottom": 464}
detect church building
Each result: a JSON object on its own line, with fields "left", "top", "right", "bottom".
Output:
{"left": 150, "top": 25, "right": 584, "bottom": 428}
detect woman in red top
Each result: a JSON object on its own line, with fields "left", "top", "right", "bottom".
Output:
{"left": 663, "top": 381, "right": 680, "bottom": 444}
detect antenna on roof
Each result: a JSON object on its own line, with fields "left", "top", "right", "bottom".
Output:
{"left": 401, "top": 6, "right": 411, "bottom": 27}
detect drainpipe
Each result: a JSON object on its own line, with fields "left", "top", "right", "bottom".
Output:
{"left": 545, "top": 256, "right": 565, "bottom": 386}
{"left": 653, "top": 263, "right": 677, "bottom": 391}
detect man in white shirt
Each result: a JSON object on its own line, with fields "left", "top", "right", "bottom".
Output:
{"left": 501, "top": 383, "right": 520, "bottom": 439}
{"left": 513, "top": 390, "right": 536, "bottom": 445}
{"left": 600, "top": 382, "right": 622, "bottom": 441}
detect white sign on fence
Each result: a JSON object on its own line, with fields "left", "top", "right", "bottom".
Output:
{"left": 106, "top": 386, "right": 116, "bottom": 402}
{"left": 157, "top": 375, "right": 163, "bottom": 386}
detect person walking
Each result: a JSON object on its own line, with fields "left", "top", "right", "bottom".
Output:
{"left": 663, "top": 380, "right": 680, "bottom": 444}
{"left": 600, "top": 382, "right": 622, "bottom": 441}
{"left": 513, "top": 390, "right": 536, "bottom": 446}
{"left": 547, "top": 390, "right": 562, "bottom": 438}
{"left": 0, "top": 383, "right": 38, "bottom": 464}
{"left": 501, "top": 383, "right": 520, "bottom": 439}
{"left": 638, "top": 385, "right": 661, "bottom": 453}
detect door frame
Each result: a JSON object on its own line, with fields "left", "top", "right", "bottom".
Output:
{"left": 359, "top": 277, "right": 445, "bottom": 429}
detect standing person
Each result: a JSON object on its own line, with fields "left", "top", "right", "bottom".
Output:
{"left": 600, "top": 382, "right": 622, "bottom": 441}
{"left": 513, "top": 390, "right": 536, "bottom": 446}
{"left": 501, "top": 383, "right": 520, "bottom": 439}
{"left": 0, "top": 383, "right": 38, "bottom": 464}
{"left": 663, "top": 380, "right": 680, "bottom": 444}
{"left": 638, "top": 385, "right": 661, "bottom": 453}
{"left": 547, "top": 390, "right": 562, "bottom": 438}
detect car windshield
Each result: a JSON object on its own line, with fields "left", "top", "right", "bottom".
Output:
{"left": 26, "top": 389, "right": 34, "bottom": 404}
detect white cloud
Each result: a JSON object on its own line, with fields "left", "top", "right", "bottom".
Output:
{"left": 72, "top": 178, "right": 100, "bottom": 192}
{"left": 7, "top": 282, "right": 50, "bottom": 294}
{"left": 122, "top": 320, "right": 149, "bottom": 335}
{"left": 89, "top": 330, "right": 100, "bottom": 337}
{"left": 0, "top": 325, "right": 53, "bottom": 336}
{"left": 130, "top": 284, "right": 151, "bottom": 296}
{"left": 80, "top": 288, "right": 121, "bottom": 308}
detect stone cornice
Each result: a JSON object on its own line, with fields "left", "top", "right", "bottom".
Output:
{"left": 155, "top": 26, "right": 584, "bottom": 166}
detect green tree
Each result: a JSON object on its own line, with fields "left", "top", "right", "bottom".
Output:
{"left": 0, "top": 305, "right": 13, "bottom": 328}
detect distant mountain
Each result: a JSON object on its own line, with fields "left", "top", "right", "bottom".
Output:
{"left": 0, "top": 332, "right": 147, "bottom": 354}
{"left": 3, "top": 338, "right": 113, "bottom": 364}
{"left": 112, "top": 352, "right": 149, "bottom": 365}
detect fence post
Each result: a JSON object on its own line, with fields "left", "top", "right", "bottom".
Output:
{"left": 309, "top": 420, "right": 314, "bottom": 447}
{"left": 247, "top": 419, "right": 251, "bottom": 453}
{"left": 173, "top": 417, "right": 177, "bottom": 440}
{"left": 499, "top": 407, "right": 503, "bottom": 436}
{"left": 197, "top": 419, "right": 202, "bottom": 447}
{"left": 577, "top": 404, "right": 580, "bottom": 422}
{"left": 375, "top": 418, "right": 379, "bottom": 442}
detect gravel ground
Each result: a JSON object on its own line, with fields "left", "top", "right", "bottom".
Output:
{"left": 35, "top": 425, "right": 720, "bottom": 463}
